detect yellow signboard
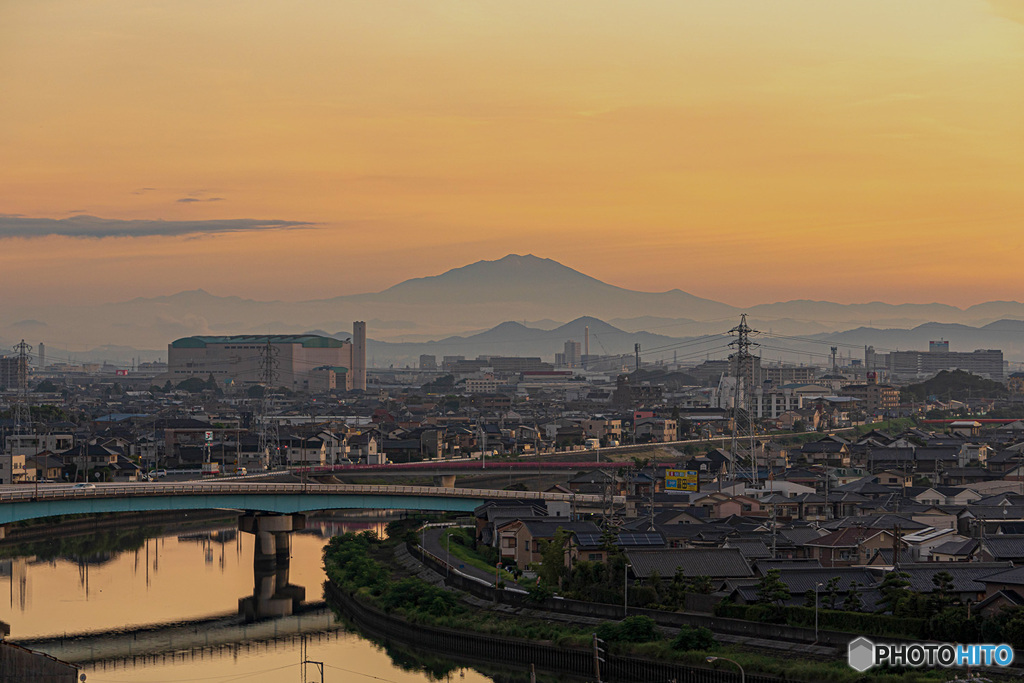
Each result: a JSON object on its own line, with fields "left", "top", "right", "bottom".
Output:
{"left": 665, "top": 469, "right": 699, "bottom": 492}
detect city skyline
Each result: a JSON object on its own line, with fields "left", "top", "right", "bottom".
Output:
{"left": 3, "top": 0, "right": 1023, "bottom": 308}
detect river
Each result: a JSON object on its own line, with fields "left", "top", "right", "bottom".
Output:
{"left": 0, "top": 513, "right": 502, "bottom": 683}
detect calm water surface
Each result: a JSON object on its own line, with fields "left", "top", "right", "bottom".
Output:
{"left": 0, "top": 515, "right": 498, "bottom": 683}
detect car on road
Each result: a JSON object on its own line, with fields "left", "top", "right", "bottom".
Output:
{"left": 73, "top": 483, "right": 96, "bottom": 490}
{"left": 151, "top": 469, "right": 168, "bottom": 478}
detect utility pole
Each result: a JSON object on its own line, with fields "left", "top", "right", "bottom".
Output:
{"left": 478, "top": 421, "right": 487, "bottom": 469}
{"left": 771, "top": 502, "right": 778, "bottom": 558}
{"left": 824, "top": 461, "right": 831, "bottom": 520}
{"left": 727, "top": 316, "right": 759, "bottom": 482}
{"left": 592, "top": 633, "right": 604, "bottom": 683}
{"left": 258, "top": 340, "right": 280, "bottom": 469}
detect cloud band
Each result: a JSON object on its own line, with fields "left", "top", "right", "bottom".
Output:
{"left": 0, "top": 214, "right": 313, "bottom": 239}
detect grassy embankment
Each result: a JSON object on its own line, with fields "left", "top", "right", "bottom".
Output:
{"left": 324, "top": 527, "right": 953, "bottom": 683}
{"left": 437, "top": 527, "right": 517, "bottom": 583}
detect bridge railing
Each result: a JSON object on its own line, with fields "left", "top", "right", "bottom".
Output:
{"left": 0, "top": 482, "right": 622, "bottom": 506}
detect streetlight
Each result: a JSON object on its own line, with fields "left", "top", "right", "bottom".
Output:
{"left": 624, "top": 563, "right": 632, "bottom": 617}
{"left": 706, "top": 656, "right": 745, "bottom": 683}
{"left": 814, "top": 581, "right": 823, "bottom": 642}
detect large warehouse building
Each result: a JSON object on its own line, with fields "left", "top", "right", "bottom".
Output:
{"left": 167, "top": 326, "right": 367, "bottom": 392}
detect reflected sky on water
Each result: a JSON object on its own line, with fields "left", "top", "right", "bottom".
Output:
{"left": 0, "top": 514, "right": 497, "bottom": 683}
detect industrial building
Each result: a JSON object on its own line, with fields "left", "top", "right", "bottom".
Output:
{"left": 167, "top": 324, "right": 367, "bottom": 392}
{"left": 867, "top": 344, "right": 1004, "bottom": 381}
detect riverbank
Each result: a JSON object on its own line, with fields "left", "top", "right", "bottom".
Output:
{"left": 323, "top": 528, "right": 956, "bottom": 683}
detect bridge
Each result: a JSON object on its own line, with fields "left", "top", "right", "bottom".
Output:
{"left": 0, "top": 481, "right": 619, "bottom": 526}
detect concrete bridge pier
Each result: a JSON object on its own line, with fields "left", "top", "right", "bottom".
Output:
{"left": 239, "top": 555, "right": 306, "bottom": 621}
{"left": 434, "top": 474, "right": 457, "bottom": 488}
{"left": 238, "top": 512, "right": 305, "bottom": 566}
{"left": 237, "top": 512, "right": 307, "bottom": 621}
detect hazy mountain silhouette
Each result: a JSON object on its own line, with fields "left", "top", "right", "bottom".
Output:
{"left": 326, "top": 254, "right": 737, "bottom": 320}
{"left": 2, "top": 253, "right": 1024, "bottom": 352}
{"left": 365, "top": 316, "right": 706, "bottom": 366}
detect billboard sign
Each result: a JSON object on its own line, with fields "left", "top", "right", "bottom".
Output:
{"left": 665, "top": 469, "right": 699, "bottom": 491}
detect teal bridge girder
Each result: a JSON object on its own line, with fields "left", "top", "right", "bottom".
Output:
{"left": 0, "top": 482, "right": 610, "bottom": 525}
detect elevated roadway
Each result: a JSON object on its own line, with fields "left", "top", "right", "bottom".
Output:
{"left": 0, "top": 481, "right": 621, "bottom": 525}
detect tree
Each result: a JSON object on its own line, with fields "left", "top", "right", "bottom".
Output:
{"left": 823, "top": 576, "right": 841, "bottom": 610}
{"left": 175, "top": 377, "right": 207, "bottom": 393}
{"left": 537, "top": 528, "right": 573, "bottom": 587}
{"left": 687, "top": 575, "right": 713, "bottom": 595}
{"left": 843, "top": 581, "right": 864, "bottom": 612}
{"left": 876, "top": 571, "right": 912, "bottom": 614}
{"left": 755, "top": 569, "right": 790, "bottom": 607}
{"left": 931, "top": 571, "right": 957, "bottom": 613}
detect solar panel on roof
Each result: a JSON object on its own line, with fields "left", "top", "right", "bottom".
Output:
{"left": 616, "top": 533, "right": 663, "bottom": 546}
{"left": 574, "top": 533, "right": 603, "bottom": 546}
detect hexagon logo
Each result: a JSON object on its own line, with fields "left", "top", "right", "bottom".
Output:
{"left": 848, "top": 637, "right": 875, "bottom": 672}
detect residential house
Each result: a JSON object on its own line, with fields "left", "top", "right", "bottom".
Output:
{"left": 805, "top": 527, "right": 904, "bottom": 567}
{"left": 497, "top": 519, "right": 600, "bottom": 568}
{"left": 625, "top": 547, "right": 754, "bottom": 588}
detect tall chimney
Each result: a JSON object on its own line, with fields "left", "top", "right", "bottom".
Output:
{"left": 584, "top": 325, "right": 590, "bottom": 369}
{"left": 352, "top": 322, "right": 367, "bottom": 391}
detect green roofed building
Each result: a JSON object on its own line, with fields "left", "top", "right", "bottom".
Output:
{"left": 167, "top": 334, "right": 353, "bottom": 391}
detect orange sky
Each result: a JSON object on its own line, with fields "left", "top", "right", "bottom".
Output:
{"left": 2, "top": 0, "right": 1023, "bottom": 307}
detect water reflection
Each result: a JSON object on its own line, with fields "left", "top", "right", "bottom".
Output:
{"left": 0, "top": 512, "right": 507, "bottom": 683}
{"left": 0, "top": 513, "right": 391, "bottom": 638}
{"left": 239, "top": 540, "right": 305, "bottom": 621}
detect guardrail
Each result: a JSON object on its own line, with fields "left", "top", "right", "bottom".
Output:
{"left": 0, "top": 482, "right": 620, "bottom": 506}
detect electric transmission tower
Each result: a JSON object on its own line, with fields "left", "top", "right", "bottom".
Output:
{"left": 12, "top": 340, "right": 32, "bottom": 435}
{"left": 258, "top": 340, "right": 280, "bottom": 468}
{"left": 727, "top": 316, "right": 760, "bottom": 483}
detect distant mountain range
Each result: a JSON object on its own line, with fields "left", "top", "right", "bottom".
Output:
{"left": 2, "top": 254, "right": 1023, "bottom": 365}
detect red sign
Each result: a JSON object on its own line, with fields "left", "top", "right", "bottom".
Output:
{"left": 116, "top": 369, "right": 129, "bottom": 376}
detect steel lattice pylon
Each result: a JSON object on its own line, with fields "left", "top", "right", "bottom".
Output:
{"left": 727, "top": 316, "right": 760, "bottom": 482}
{"left": 12, "top": 340, "right": 33, "bottom": 435}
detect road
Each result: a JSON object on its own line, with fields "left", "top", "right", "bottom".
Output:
{"left": 421, "top": 526, "right": 502, "bottom": 586}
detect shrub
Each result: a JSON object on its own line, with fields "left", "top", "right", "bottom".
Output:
{"left": 527, "top": 583, "right": 554, "bottom": 604}
{"left": 597, "top": 616, "right": 661, "bottom": 643}
{"left": 671, "top": 625, "right": 716, "bottom": 651}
